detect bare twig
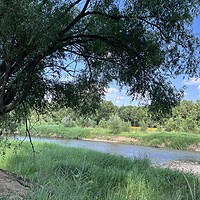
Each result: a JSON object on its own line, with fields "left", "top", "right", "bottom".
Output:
{"left": 22, "top": 103, "right": 37, "bottom": 160}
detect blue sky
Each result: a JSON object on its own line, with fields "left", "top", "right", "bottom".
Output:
{"left": 105, "top": 17, "right": 200, "bottom": 106}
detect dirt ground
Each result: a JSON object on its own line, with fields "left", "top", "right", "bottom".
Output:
{"left": 0, "top": 169, "right": 32, "bottom": 199}
{"left": 82, "top": 135, "right": 138, "bottom": 144}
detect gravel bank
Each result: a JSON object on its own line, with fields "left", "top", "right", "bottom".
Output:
{"left": 152, "top": 161, "right": 200, "bottom": 177}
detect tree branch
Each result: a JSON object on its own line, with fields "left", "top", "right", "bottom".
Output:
{"left": 83, "top": 11, "right": 167, "bottom": 40}
{"left": 137, "top": 17, "right": 168, "bottom": 40}
{"left": 0, "top": 63, "right": 11, "bottom": 107}
{"left": 63, "top": 34, "right": 116, "bottom": 41}
{"left": 0, "top": 53, "right": 46, "bottom": 115}
{"left": 59, "top": 0, "right": 90, "bottom": 37}
{"left": 85, "top": 11, "right": 129, "bottom": 20}
{"left": 68, "top": 0, "right": 82, "bottom": 10}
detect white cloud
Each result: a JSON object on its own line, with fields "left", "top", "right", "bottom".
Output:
{"left": 197, "top": 85, "right": 200, "bottom": 97}
{"left": 104, "top": 87, "right": 126, "bottom": 104}
{"left": 104, "top": 87, "right": 151, "bottom": 106}
{"left": 104, "top": 87, "right": 119, "bottom": 93}
{"left": 184, "top": 77, "right": 200, "bottom": 85}
{"left": 183, "top": 77, "right": 200, "bottom": 98}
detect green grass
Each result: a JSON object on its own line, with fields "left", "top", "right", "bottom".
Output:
{"left": 19, "top": 125, "right": 94, "bottom": 139}
{"left": 137, "top": 132, "right": 200, "bottom": 150}
{"left": 1, "top": 141, "right": 200, "bottom": 199}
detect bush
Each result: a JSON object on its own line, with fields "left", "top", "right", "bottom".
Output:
{"left": 165, "top": 118, "right": 176, "bottom": 132}
{"left": 84, "top": 118, "right": 96, "bottom": 128}
{"left": 98, "top": 119, "right": 107, "bottom": 128}
{"left": 76, "top": 117, "right": 96, "bottom": 128}
{"left": 139, "top": 120, "right": 147, "bottom": 132}
{"left": 107, "top": 114, "right": 130, "bottom": 134}
{"left": 61, "top": 115, "right": 73, "bottom": 127}
{"left": 121, "top": 121, "right": 131, "bottom": 132}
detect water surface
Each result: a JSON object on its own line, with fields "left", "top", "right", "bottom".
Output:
{"left": 13, "top": 136, "right": 200, "bottom": 163}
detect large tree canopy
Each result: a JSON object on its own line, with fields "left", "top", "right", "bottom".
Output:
{"left": 0, "top": 0, "right": 200, "bottom": 117}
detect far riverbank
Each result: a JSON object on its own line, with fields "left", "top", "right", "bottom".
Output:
{"left": 18, "top": 125, "right": 200, "bottom": 152}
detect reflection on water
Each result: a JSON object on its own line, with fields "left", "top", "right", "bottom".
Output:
{"left": 12, "top": 136, "right": 200, "bottom": 163}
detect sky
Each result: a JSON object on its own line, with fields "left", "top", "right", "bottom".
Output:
{"left": 104, "top": 17, "right": 200, "bottom": 107}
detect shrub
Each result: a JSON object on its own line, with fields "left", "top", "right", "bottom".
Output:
{"left": 165, "top": 118, "right": 176, "bottom": 132}
{"left": 121, "top": 121, "right": 131, "bottom": 132}
{"left": 107, "top": 114, "right": 130, "bottom": 134}
{"left": 139, "top": 120, "right": 147, "bottom": 132}
{"left": 98, "top": 119, "right": 107, "bottom": 128}
{"left": 76, "top": 117, "right": 96, "bottom": 128}
{"left": 84, "top": 118, "right": 96, "bottom": 128}
{"left": 61, "top": 115, "right": 73, "bottom": 127}
{"left": 181, "top": 118, "right": 197, "bottom": 132}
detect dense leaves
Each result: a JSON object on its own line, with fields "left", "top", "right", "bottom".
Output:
{"left": 0, "top": 0, "right": 199, "bottom": 121}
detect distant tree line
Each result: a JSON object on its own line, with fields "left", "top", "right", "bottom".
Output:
{"left": 28, "top": 100, "right": 200, "bottom": 133}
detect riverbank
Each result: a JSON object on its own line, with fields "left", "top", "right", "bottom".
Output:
{"left": 1, "top": 141, "right": 200, "bottom": 199}
{"left": 18, "top": 125, "right": 200, "bottom": 151}
{"left": 153, "top": 160, "right": 200, "bottom": 177}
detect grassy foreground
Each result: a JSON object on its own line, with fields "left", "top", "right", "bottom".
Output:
{"left": 19, "top": 125, "right": 200, "bottom": 151}
{"left": 0, "top": 141, "right": 200, "bottom": 199}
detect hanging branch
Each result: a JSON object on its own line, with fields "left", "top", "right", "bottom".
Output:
{"left": 25, "top": 117, "right": 36, "bottom": 156}
{"left": 22, "top": 103, "right": 36, "bottom": 159}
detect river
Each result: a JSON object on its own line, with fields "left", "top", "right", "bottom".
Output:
{"left": 13, "top": 136, "right": 200, "bottom": 164}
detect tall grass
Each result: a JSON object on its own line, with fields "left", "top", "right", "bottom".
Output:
{"left": 0, "top": 141, "right": 200, "bottom": 199}
{"left": 19, "top": 125, "right": 93, "bottom": 139}
{"left": 138, "top": 132, "right": 200, "bottom": 150}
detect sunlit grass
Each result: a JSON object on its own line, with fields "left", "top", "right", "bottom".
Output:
{"left": 19, "top": 125, "right": 93, "bottom": 139}
{"left": 0, "top": 141, "right": 200, "bottom": 199}
{"left": 139, "top": 132, "right": 200, "bottom": 150}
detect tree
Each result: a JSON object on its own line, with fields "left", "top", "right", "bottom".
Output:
{"left": 194, "top": 100, "right": 200, "bottom": 125}
{"left": 0, "top": 0, "right": 199, "bottom": 120}
{"left": 96, "top": 101, "right": 118, "bottom": 124}
{"left": 118, "top": 105, "right": 138, "bottom": 126}
{"left": 107, "top": 113, "right": 130, "bottom": 134}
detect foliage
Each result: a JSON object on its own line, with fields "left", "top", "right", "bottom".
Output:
{"left": 0, "top": 105, "right": 26, "bottom": 134}
{"left": 139, "top": 120, "right": 148, "bottom": 132}
{"left": 61, "top": 115, "right": 74, "bottom": 128}
{"left": 96, "top": 101, "right": 118, "bottom": 124}
{"left": 75, "top": 117, "right": 96, "bottom": 128}
{"left": 98, "top": 118, "right": 107, "bottom": 128}
{"left": 12, "top": 98, "right": 200, "bottom": 135}
{"left": 0, "top": 0, "right": 199, "bottom": 120}
{"left": 107, "top": 114, "right": 131, "bottom": 134}
{"left": 183, "top": 117, "right": 197, "bottom": 132}
{"left": 165, "top": 118, "right": 177, "bottom": 132}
